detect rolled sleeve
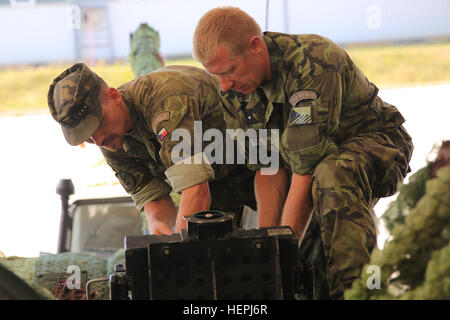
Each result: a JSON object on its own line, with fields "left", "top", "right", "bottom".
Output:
{"left": 164, "top": 152, "right": 215, "bottom": 192}
{"left": 132, "top": 177, "right": 172, "bottom": 212}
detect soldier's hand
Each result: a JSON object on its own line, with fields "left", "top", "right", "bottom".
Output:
{"left": 149, "top": 220, "right": 174, "bottom": 236}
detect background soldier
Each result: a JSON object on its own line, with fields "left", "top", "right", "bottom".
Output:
{"left": 128, "top": 23, "right": 165, "bottom": 77}
{"left": 48, "top": 63, "right": 256, "bottom": 235}
{"left": 192, "top": 6, "right": 413, "bottom": 299}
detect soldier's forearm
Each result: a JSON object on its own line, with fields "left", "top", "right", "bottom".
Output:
{"left": 176, "top": 181, "right": 212, "bottom": 232}
{"left": 143, "top": 194, "right": 177, "bottom": 229}
{"left": 281, "top": 173, "right": 313, "bottom": 241}
{"left": 255, "top": 167, "right": 289, "bottom": 228}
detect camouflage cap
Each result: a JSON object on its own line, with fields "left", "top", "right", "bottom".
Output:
{"left": 48, "top": 63, "right": 103, "bottom": 146}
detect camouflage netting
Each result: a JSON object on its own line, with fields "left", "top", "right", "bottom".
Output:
{"left": 0, "top": 252, "right": 120, "bottom": 300}
{"left": 129, "top": 23, "right": 163, "bottom": 78}
{"left": 381, "top": 166, "right": 430, "bottom": 233}
{"left": 0, "top": 256, "right": 37, "bottom": 285}
{"left": 106, "top": 248, "right": 125, "bottom": 276}
{"left": 51, "top": 277, "right": 99, "bottom": 300}
{"left": 345, "top": 141, "right": 450, "bottom": 300}
{"left": 381, "top": 141, "right": 445, "bottom": 233}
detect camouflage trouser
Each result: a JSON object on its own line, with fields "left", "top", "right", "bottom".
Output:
{"left": 299, "top": 125, "right": 413, "bottom": 299}
{"left": 208, "top": 165, "right": 257, "bottom": 227}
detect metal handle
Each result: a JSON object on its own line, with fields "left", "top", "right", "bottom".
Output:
{"left": 85, "top": 277, "right": 109, "bottom": 300}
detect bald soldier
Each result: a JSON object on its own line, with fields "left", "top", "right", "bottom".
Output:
{"left": 193, "top": 7, "right": 413, "bottom": 299}
{"left": 48, "top": 63, "right": 256, "bottom": 235}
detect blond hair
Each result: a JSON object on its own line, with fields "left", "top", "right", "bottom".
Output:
{"left": 192, "top": 6, "right": 263, "bottom": 64}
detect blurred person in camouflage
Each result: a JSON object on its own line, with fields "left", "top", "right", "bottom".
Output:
{"left": 193, "top": 7, "right": 413, "bottom": 299}
{"left": 48, "top": 63, "right": 256, "bottom": 235}
{"left": 128, "top": 23, "right": 165, "bottom": 77}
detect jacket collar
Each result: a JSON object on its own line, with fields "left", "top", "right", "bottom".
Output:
{"left": 261, "top": 32, "right": 288, "bottom": 105}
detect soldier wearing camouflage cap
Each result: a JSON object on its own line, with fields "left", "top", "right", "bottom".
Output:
{"left": 193, "top": 7, "right": 413, "bottom": 299}
{"left": 48, "top": 63, "right": 256, "bottom": 235}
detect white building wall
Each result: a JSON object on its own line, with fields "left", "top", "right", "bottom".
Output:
{"left": 0, "top": 0, "right": 449, "bottom": 66}
{"left": 284, "top": 0, "right": 450, "bottom": 44}
{"left": 0, "top": 3, "right": 76, "bottom": 65}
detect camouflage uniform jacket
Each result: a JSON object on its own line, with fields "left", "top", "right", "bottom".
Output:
{"left": 220, "top": 32, "right": 407, "bottom": 175}
{"left": 100, "top": 65, "right": 242, "bottom": 211}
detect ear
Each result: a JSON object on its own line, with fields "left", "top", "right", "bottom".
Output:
{"left": 108, "top": 88, "right": 122, "bottom": 102}
{"left": 248, "top": 36, "right": 264, "bottom": 55}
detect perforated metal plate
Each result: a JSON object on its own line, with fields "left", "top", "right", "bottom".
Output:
{"left": 149, "top": 237, "right": 283, "bottom": 299}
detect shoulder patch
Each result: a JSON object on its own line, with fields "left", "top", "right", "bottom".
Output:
{"left": 151, "top": 111, "right": 170, "bottom": 134}
{"left": 289, "top": 90, "right": 317, "bottom": 107}
{"left": 288, "top": 106, "right": 312, "bottom": 126}
{"left": 157, "top": 127, "right": 169, "bottom": 142}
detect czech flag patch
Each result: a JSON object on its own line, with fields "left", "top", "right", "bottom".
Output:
{"left": 157, "top": 127, "right": 168, "bottom": 142}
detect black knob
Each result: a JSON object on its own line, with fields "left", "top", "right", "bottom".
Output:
{"left": 56, "top": 179, "right": 75, "bottom": 197}
{"left": 184, "top": 210, "right": 234, "bottom": 240}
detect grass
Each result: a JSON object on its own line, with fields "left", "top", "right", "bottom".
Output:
{"left": 0, "top": 42, "right": 448, "bottom": 116}
{"left": 346, "top": 42, "right": 450, "bottom": 88}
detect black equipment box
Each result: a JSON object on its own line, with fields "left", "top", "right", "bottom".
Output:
{"left": 111, "top": 211, "right": 298, "bottom": 300}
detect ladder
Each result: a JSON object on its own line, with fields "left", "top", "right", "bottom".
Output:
{"left": 73, "top": 0, "right": 115, "bottom": 64}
